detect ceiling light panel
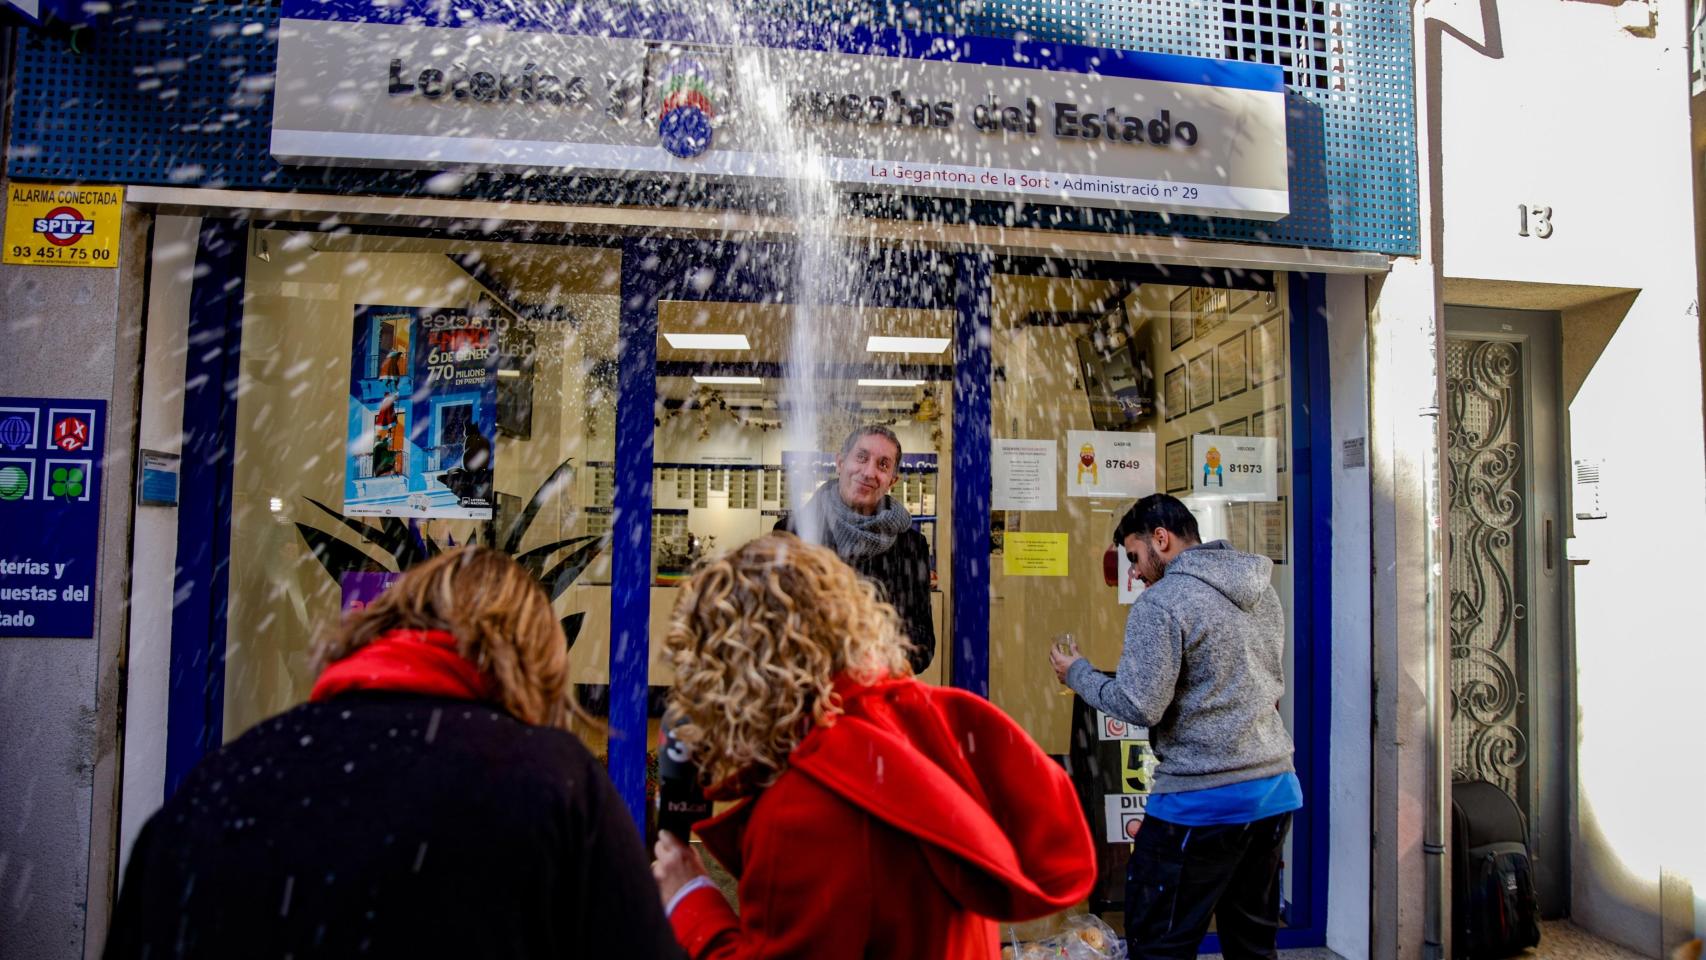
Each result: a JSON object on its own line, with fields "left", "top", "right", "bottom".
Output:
{"left": 866, "top": 336, "right": 951, "bottom": 354}
{"left": 692, "top": 375, "right": 764, "bottom": 385}
{"left": 663, "top": 333, "right": 752, "bottom": 350}
{"left": 857, "top": 379, "right": 926, "bottom": 387}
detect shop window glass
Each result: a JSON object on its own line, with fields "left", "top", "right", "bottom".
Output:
{"left": 988, "top": 273, "right": 1297, "bottom": 924}
{"left": 223, "top": 227, "right": 620, "bottom": 743}
{"left": 647, "top": 300, "right": 955, "bottom": 690}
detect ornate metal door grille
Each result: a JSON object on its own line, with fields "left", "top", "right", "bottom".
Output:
{"left": 1446, "top": 337, "right": 1530, "bottom": 801}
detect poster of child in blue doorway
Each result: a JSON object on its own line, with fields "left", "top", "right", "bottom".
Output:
{"left": 345, "top": 304, "right": 496, "bottom": 519}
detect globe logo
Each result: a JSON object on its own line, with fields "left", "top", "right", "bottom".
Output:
{"left": 657, "top": 57, "right": 715, "bottom": 160}
{"left": 0, "top": 415, "right": 31, "bottom": 450}
{"left": 0, "top": 465, "right": 27, "bottom": 501}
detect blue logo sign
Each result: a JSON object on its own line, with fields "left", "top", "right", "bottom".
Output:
{"left": 657, "top": 57, "right": 715, "bottom": 160}
{"left": 0, "top": 397, "right": 103, "bottom": 638}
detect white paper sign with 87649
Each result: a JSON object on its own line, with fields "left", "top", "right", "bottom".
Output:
{"left": 1066, "top": 430, "right": 1157, "bottom": 499}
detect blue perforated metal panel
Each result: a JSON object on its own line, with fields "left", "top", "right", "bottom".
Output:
{"left": 6, "top": 0, "right": 1416, "bottom": 254}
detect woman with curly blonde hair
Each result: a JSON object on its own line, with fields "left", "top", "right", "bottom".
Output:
{"left": 653, "top": 532, "right": 1097, "bottom": 960}
{"left": 107, "top": 547, "right": 684, "bottom": 960}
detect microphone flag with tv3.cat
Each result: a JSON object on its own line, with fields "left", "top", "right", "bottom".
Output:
{"left": 655, "top": 722, "right": 710, "bottom": 845}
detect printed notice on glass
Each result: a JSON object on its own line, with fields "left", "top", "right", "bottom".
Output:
{"left": 1117, "top": 548, "right": 1148, "bottom": 604}
{"left": 992, "top": 438, "right": 1057, "bottom": 511}
{"left": 1191, "top": 434, "right": 1278, "bottom": 500}
{"left": 1002, "top": 532, "right": 1069, "bottom": 576}
{"left": 1104, "top": 793, "right": 1149, "bottom": 843}
{"left": 1066, "top": 430, "right": 1157, "bottom": 499}
{"left": 1096, "top": 711, "right": 1148, "bottom": 742}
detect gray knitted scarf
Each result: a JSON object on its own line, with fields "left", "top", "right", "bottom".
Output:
{"left": 802, "top": 482, "right": 914, "bottom": 560}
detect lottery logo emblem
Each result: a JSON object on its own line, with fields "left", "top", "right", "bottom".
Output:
{"left": 53, "top": 416, "right": 90, "bottom": 452}
{"left": 0, "top": 415, "right": 32, "bottom": 450}
{"left": 657, "top": 57, "right": 715, "bottom": 160}
{"left": 50, "top": 465, "right": 85, "bottom": 499}
{"left": 32, "top": 206, "right": 97, "bottom": 247}
{"left": 0, "top": 464, "right": 28, "bottom": 501}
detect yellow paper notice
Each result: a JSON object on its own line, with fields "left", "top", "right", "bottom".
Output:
{"left": 4, "top": 184, "right": 124, "bottom": 268}
{"left": 1002, "top": 532, "right": 1069, "bottom": 576}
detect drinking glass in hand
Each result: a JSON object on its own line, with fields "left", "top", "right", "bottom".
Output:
{"left": 1054, "top": 633, "right": 1077, "bottom": 696}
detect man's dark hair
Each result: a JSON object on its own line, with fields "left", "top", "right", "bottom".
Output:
{"left": 840, "top": 424, "right": 902, "bottom": 460}
{"left": 1113, "top": 494, "right": 1201, "bottom": 545}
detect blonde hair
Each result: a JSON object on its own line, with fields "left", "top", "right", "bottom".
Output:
{"left": 313, "top": 546, "right": 582, "bottom": 729}
{"left": 664, "top": 532, "right": 913, "bottom": 789}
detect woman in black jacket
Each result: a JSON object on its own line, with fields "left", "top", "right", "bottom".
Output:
{"left": 777, "top": 425, "right": 936, "bottom": 674}
{"left": 105, "top": 547, "right": 684, "bottom": 960}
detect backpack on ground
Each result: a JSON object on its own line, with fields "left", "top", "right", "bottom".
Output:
{"left": 1450, "top": 779, "right": 1542, "bottom": 959}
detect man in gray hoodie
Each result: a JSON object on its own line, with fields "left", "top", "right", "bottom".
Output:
{"left": 1049, "top": 493, "right": 1300, "bottom": 960}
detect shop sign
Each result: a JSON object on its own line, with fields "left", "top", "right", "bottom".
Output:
{"left": 270, "top": 0, "right": 1289, "bottom": 218}
{"left": 1104, "top": 793, "right": 1147, "bottom": 843}
{"left": 1066, "top": 429, "right": 1156, "bottom": 500}
{"left": 1102, "top": 739, "right": 1157, "bottom": 842}
{"left": 1095, "top": 710, "right": 1147, "bottom": 742}
{"left": 0, "top": 0, "right": 102, "bottom": 30}
{"left": 3, "top": 184, "right": 122, "bottom": 268}
{"left": 1191, "top": 433, "right": 1278, "bottom": 500}
{"left": 341, "top": 571, "right": 401, "bottom": 611}
{"left": 0, "top": 397, "right": 104, "bottom": 638}
{"left": 137, "top": 450, "right": 180, "bottom": 507}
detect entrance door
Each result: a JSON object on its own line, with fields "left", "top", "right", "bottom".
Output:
{"left": 1443, "top": 306, "right": 1569, "bottom": 916}
{"left": 604, "top": 239, "right": 969, "bottom": 822}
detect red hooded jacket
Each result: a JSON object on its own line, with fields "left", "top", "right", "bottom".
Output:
{"left": 669, "top": 676, "right": 1097, "bottom": 959}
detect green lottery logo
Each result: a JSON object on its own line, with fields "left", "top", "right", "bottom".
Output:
{"left": 0, "top": 464, "right": 28, "bottom": 500}
{"left": 50, "top": 465, "right": 84, "bottom": 498}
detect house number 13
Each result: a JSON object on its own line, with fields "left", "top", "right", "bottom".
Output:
{"left": 1518, "top": 204, "right": 1553, "bottom": 238}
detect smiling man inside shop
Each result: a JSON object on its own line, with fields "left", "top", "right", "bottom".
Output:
{"left": 777, "top": 424, "right": 936, "bottom": 674}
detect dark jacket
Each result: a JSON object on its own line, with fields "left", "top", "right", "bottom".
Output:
{"left": 669, "top": 676, "right": 1098, "bottom": 959}
{"left": 105, "top": 692, "right": 685, "bottom": 960}
{"left": 774, "top": 516, "right": 936, "bottom": 673}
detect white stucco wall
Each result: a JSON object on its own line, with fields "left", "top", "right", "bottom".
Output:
{"left": 1428, "top": 0, "right": 1706, "bottom": 952}
{"left": 116, "top": 215, "right": 199, "bottom": 879}
{"left": 1325, "top": 273, "right": 1373, "bottom": 960}
{"left": 0, "top": 192, "right": 147, "bottom": 960}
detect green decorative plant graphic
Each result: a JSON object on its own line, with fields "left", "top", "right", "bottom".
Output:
{"left": 293, "top": 458, "right": 604, "bottom": 649}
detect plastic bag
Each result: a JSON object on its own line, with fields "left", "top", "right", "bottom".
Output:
{"left": 1001, "top": 914, "right": 1126, "bottom": 960}
{"left": 1060, "top": 914, "right": 1126, "bottom": 960}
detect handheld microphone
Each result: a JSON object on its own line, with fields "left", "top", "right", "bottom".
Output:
{"left": 654, "top": 723, "right": 710, "bottom": 846}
